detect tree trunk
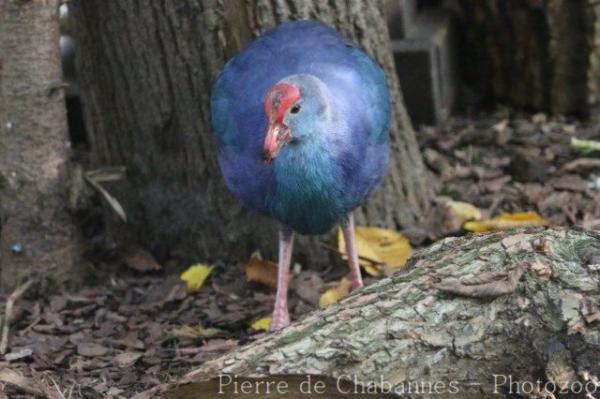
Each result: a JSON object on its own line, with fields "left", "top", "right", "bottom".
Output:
{"left": 70, "top": 0, "right": 433, "bottom": 264}
{"left": 0, "top": 0, "right": 80, "bottom": 288}
{"left": 136, "top": 228, "right": 600, "bottom": 398}
{"left": 448, "top": 0, "right": 596, "bottom": 117}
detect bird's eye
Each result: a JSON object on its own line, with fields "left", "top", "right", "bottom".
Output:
{"left": 290, "top": 104, "right": 301, "bottom": 114}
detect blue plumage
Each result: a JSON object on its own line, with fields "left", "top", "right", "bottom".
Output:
{"left": 211, "top": 20, "right": 391, "bottom": 234}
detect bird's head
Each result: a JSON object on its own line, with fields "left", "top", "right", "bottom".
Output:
{"left": 263, "top": 74, "right": 331, "bottom": 163}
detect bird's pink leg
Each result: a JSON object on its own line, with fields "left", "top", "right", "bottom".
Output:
{"left": 341, "top": 213, "right": 363, "bottom": 290}
{"left": 270, "top": 225, "right": 295, "bottom": 331}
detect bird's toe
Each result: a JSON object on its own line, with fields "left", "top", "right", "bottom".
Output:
{"left": 270, "top": 312, "right": 290, "bottom": 331}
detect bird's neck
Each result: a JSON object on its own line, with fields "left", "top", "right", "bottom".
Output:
{"left": 280, "top": 133, "right": 332, "bottom": 170}
{"left": 275, "top": 131, "right": 339, "bottom": 189}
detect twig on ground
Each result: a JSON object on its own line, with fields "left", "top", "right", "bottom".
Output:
{"left": 48, "top": 375, "right": 67, "bottom": 399}
{"left": 19, "top": 317, "right": 41, "bottom": 336}
{"left": 0, "top": 279, "right": 34, "bottom": 355}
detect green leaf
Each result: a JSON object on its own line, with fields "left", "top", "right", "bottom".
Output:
{"left": 570, "top": 137, "right": 600, "bottom": 154}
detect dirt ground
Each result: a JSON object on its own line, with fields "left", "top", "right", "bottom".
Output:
{"left": 2, "top": 111, "right": 600, "bottom": 398}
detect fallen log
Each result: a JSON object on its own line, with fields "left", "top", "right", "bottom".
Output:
{"left": 138, "top": 228, "right": 600, "bottom": 398}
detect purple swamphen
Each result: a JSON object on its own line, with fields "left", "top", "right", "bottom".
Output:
{"left": 211, "top": 20, "right": 391, "bottom": 330}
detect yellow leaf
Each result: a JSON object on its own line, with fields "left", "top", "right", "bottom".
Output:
{"left": 250, "top": 317, "right": 271, "bottom": 331}
{"left": 180, "top": 263, "right": 214, "bottom": 293}
{"left": 361, "top": 262, "right": 381, "bottom": 276}
{"left": 319, "top": 277, "right": 352, "bottom": 308}
{"left": 246, "top": 251, "right": 279, "bottom": 288}
{"left": 464, "top": 211, "right": 548, "bottom": 233}
{"left": 445, "top": 200, "right": 482, "bottom": 221}
{"left": 338, "top": 226, "right": 412, "bottom": 276}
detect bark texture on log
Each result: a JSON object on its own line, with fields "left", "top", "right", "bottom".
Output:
{"left": 448, "top": 0, "right": 595, "bottom": 117}
{"left": 70, "top": 0, "right": 433, "bottom": 264}
{"left": 144, "top": 228, "right": 600, "bottom": 397}
{"left": 0, "top": 0, "right": 79, "bottom": 288}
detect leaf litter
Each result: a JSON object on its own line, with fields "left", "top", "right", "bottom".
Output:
{"left": 4, "top": 111, "right": 600, "bottom": 397}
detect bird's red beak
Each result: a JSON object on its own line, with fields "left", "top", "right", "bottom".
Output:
{"left": 263, "top": 83, "right": 300, "bottom": 163}
{"left": 263, "top": 121, "right": 292, "bottom": 163}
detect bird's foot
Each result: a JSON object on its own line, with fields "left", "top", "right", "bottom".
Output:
{"left": 270, "top": 309, "right": 290, "bottom": 331}
{"left": 350, "top": 274, "right": 364, "bottom": 291}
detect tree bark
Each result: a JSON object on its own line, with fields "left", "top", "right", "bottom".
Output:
{"left": 70, "top": 0, "right": 433, "bottom": 264}
{"left": 448, "top": 0, "right": 596, "bottom": 117}
{"left": 138, "top": 228, "right": 600, "bottom": 398}
{"left": 0, "top": 0, "right": 80, "bottom": 288}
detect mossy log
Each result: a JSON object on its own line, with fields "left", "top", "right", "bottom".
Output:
{"left": 137, "top": 228, "right": 600, "bottom": 398}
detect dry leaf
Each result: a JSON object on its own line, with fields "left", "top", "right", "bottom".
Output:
{"left": 0, "top": 368, "right": 47, "bottom": 397}
{"left": 442, "top": 199, "right": 483, "bottom": 233}
{"left": 358, "top": 259, "right": 381, "bottom": 276}
{"left": 114, "top": 351, "right": 143, "bottom": 368}
{"left": 246, "top": 251, "right": 279, "bottom": 288}
{"left": 562, "top": 157, "right": 600, "bottom": 172}
{"left": 445, "top": 200, "right": 482, "bottom": 221}
{"left": 338, "top": 226, "right": 412, "bottom": 276}
{"left": 250, "top": 317, "right": 271, "bottom": 331}
{"left": 180, "top": 263, "right": 214, "bottom": 293}
{"left": 118, "top": 245, "right": 161, "bottom": 272}
{"left": 77, "top": 342, "right": 109, "bottom": 357}
{"left": 319, "top": 277, "right": 352, "bottom": 308}
{"left": 464, "top": 211, "right": 548, "bottom": 233}
{"left": 291, "top": 271, "right": 324, "bottom": 306}
{"left": 170, "top": 325, "right": 225, "bottom": 339}
{"left": 107, "top": 387, "right": 125, "bottom": 397}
